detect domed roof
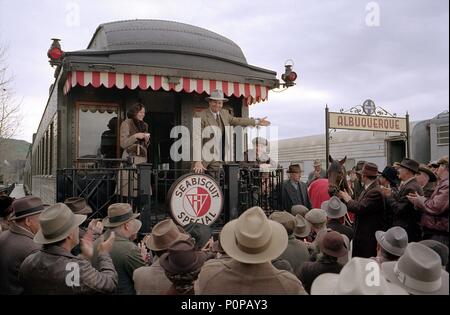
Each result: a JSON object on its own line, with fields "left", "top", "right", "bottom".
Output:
{"left": 87, "top": 19, "right": 247, "bottom": 64}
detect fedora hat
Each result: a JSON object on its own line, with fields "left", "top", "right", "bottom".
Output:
{"left": 159, "top": 239, "right": 205, "bottom": 274}
{"left": 220, "top": 206, "right": 288, "bottom": 264}
{"left": 379, "top": 166, "right": 400, "bottom": 186}
{"left": 291, "top": 204, "right": 309, "bottom": 217}
{"left": 354, "top": 160, "right": 366, "bottom": 173}
{"left": 286, "top": 164, "right": 301, "bottom": 174}
{"left": 305, "top": 208, "right": 327, "bottom": 227}
{"left": 359, "top": 162, "right": 379, "bottom": 177}
{"left": 64, "top": 197, "right": 92, "bottom": 215}
{"left": 34, "top": 203, "right": 86, "bottom": 245}
{"left": 313, "top": 159, "right": 322, "bottom": 167}
{"left": 375, "top": 226, "right": 408, "bottom": 257}
{"left": 382, "top": 242, "right": 449, "bottom": 295}
{"left": 269, "top": 211, "right": 296, "bottom": 235}
{"left": 146, "top": 219, "right": 190, "bottom": 251}
{"left": 437, "top": 156, "right": 448, "bottom": 167}
{"left": 321, "top": 196, "right": 347, "bottom": 219}
{"left": 294, "top": 214, "right": 311, "bottom": 238}
{"left": 205, "top": 89, "right": 228, "bottom": 102}
{"left": 311, "top": 257, "right": 408, "bottom": 295}
{"left": 10, "top": 196, "right": 46, "bottom": 220}
{"left": 399, "top": 158, "right": 420, "bottom": 174}
{"left": 102, "top": 203, "right": 139, "bottom": 228}
{"left": 418, "top": 165, "right": 437, "bottom": 183}
{"left": 419, "top": 240, "right": 449, "bottom": 268}
{"left": 319, "top": 230, "right": 348, "bottom": 258}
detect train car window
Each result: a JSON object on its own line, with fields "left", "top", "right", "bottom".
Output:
{"left": 76, "top": 102, "right": 120, "bottom": 160}
{"left": 437, "top": 125, "right": 449, "bottom": 145}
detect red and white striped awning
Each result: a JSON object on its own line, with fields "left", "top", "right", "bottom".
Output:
{"left": 63, "top": 71, "right": 269, "bottom": 104}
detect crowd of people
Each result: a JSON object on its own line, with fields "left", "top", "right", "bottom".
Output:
{"left": 0, "top": 155, "right": 448, "bottom": 295}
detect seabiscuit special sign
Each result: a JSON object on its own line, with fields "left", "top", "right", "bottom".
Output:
{"left": 169, "top": 174, "right": 223, "bottom": 226}
{"left": 328, "top": 112, "right": 407, "bottom": 133}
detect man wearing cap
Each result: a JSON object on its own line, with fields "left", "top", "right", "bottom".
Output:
{"left": 408, "top": 156, "right": 449, "bottom": 246}
{"left": 18, "top": 203, "right": 118, "bottom": 294}
{"left": 338, "top": 162, "right": 387, "bottom": 258}
{"left": 388, "top": 158, "right": 424, "bottom": 242}
{"left": 93, "top": 203, "right": 146, "bottom": 295}
{"left": 243, "top": 137, "right": 274, "bottom": 167}
{"left": 322, "top": 196, "right": 354, "bottom": 241}
{"left": 282, "top": 164, "right": 311, "bottom": 212}
{"left": 192, "top": 89, "right": 270, "bottom": 181}
{"left": 307, "top": 160, "right": 326, "bottom": 187}
{"left": 133, "top": 218, "right": 191, "bottom": 295}
{"left": 194, "top": 206, "right": 307, "bottom": 294}
{"left": 372, "top": 226, "right": 408, "bottom": 265}
{"left": 0, "top": 196, "right": 45, "bottom": 294}
{"left": 268, "top": 211, "right": 310, "bottom": 278}
{"left": 351, "top": 160, "right": 367, "bottom": 200}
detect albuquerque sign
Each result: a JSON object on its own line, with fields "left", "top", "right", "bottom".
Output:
{"left": 328, "top": 112, "right": 407, "bottom": 132}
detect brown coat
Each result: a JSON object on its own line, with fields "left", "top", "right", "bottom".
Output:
{"left": 346, "top": 181, "right": 387, "bottom": 258}
{"left": 194, "top": 258, "right": 307, "bottom": 295}
{"left": 193, "top": 108, "right": 256, "bottom": 169}
{"left": 420, "top": 178, "right": 449, "bottom": 233}
{"left": 391, "top": 177, "right": 424, "bottom": 242}
{"left": 19, "top": 245, "right": 118, "bottom": 294}
{"left": 119, "top": 118, "right": 149, "bottom": 197}
{"left": 133, "top": 258, "right": 172, "bottom": 295}
{"left": 0, "top": 223, "right": 41, "bottom": 294}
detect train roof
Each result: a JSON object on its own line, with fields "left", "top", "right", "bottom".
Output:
{"left": 62, "top": 20, "right": 278, "bottom": 86}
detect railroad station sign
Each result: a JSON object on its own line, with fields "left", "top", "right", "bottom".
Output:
{"left": 168, "top": 173, "right": 223, "bottom": 226}
{"left": 328, "top": 112, "right": 407, "bottom": 132}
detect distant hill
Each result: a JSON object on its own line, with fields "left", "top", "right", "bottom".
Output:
{"left": 0, "top": 138, "right": 31, "bottom": 161}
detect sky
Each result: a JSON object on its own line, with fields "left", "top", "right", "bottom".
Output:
{"left": 0, "top": 0, "right": 448, "bottom": 143}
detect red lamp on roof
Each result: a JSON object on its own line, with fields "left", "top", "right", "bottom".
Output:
{"left": 47, "top": 38, "right": 64, "bottom": 66}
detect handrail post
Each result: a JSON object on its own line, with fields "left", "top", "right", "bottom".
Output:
{"left": 137, "top": 163, "right": 153, "bottom": 234}
{"left": 223, "top": 163, "right": 240, "bottom": 221}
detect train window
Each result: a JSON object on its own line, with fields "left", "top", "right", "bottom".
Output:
{"left": 437, "top": 125, "right": 449, "bottom": 145}
{"left": 76, "top": 102, "right": 120, "bottom": 159}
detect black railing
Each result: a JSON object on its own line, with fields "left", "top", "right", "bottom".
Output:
{"left": 0, "top": 183, "right": 16, "bottom": 196}
{"left": 57, "top": 163, "right": 284, "bottom": 233}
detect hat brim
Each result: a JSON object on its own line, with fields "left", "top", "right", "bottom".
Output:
{"left": 102, "top": 213, "right": 140, "bottom": 228}
{"left": 418, "top": 167, "right": 437, "bottom": 183}
{"left": 10, "top": 207, "right": 46, "bottom": 221}
{"left": 220, "top": 219, "right": 288, "bottom": 264}
{"left": 294, "top": 220, "right": 312, "bottom": 238}
{"left": 382, "top": 262, "right": 449, "bottom": 295}
{"left": 205, "top": 96, "right": 228, "bottom": 102}
{"left": 375, "top": 231, "right": 405, "bottom": 257}
{"left": 73, "top": 205, "right": 93, "bottom": 215}
{"left": 145, "top": 231, "right": 190, "bottom": 251}
{"left": 321, "top": 200, "right": 347, "bottom": 219}
{"left": 399, "top": 164, "right": 418, "bottom": 174}
{"left": 34, "top": 214, "right": 87, "bottom": 245}
{"left": 159, "top": 251, "right": 205, "bottom": 274}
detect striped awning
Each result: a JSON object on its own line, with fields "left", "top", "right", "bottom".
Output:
{"left": 63, "top": 71, "right": 269, "bottom": 104}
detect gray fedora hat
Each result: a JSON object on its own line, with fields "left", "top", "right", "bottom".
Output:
{"left": 205, "top": 89, "right": 228, "bottom": 102}
{"left": 382, "top": 242, "right": 449, "bottom": 295}
{"left": 419, "top": 240, "right": 449, "bottom": 268}
{"left": 321, "top": 196, "right": 347, "bottom": 219}
{"left": 375, "top": 226, "right": 408, "bottom": 257}
{"left": 102, "top": 203, "right": 139, "bottom": 228}
{"left": 291, "top": 205, "right": 309, "bottom": 217}
{"left": 294, "top": 214, "right": 311, "bottom": 238}
{"left": 10, "top": 196, "right": 46, "bottom": 220}
{"left": 34, "top": 203, "right": 86, "bottom": 245}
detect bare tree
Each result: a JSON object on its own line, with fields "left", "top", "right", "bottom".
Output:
{"left": 0, "top": 44, "right": 21, "bottom": 148}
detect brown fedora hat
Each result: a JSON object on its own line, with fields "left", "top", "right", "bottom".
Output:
{"left": 319, "top": 230, "right": 348, "bottom": 258}
{"left": 159, "top": 239, "right": 205, "bottom": 274}
{"left": 287, "top": 164, "right": 301, "bottom": 174}
{"left": 34, "top": 203, "right": 86, "bottom": 245}
{"left": 418, "top": 165, "right": 437, "bottom": 183}
{"left": 102, "top": 203, "right": 139, "bottom": 228}
{"left": 361, "top": 162, "right": 379, "bottom": 177}
{"left": 399, "top": 158, "right": 419, "bottom": 174}
{"left": 145, "top": 218, "right": 190, "bottom": 251}
{"left": 10, "top": 196, "right": 46, "bottom": 220}
{"left": 64, "top": 197, "right": 92, "bottom": 215}
{"left": 220, "top": 206, "right": 288, "bottom": 264}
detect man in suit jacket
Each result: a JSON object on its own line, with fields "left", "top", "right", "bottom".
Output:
{"left": 192, "top": 89, "right": 270, "bottom": 180}
{"left": 282, "top": 164, "right": 312, "bottom": 211}
{"left": 339, "top": 162, "right": 386, "bottom": 258}
{"left": 387, "top": 158, "right": 424, "bottom": 242}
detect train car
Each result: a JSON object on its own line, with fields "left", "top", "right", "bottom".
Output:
{"left": 24, "top": 20, "right": 285, "bottom": 231}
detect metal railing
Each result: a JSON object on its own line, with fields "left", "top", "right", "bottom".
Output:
{"left": 57, "top": 161, "right": 284, "bottom": 233}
